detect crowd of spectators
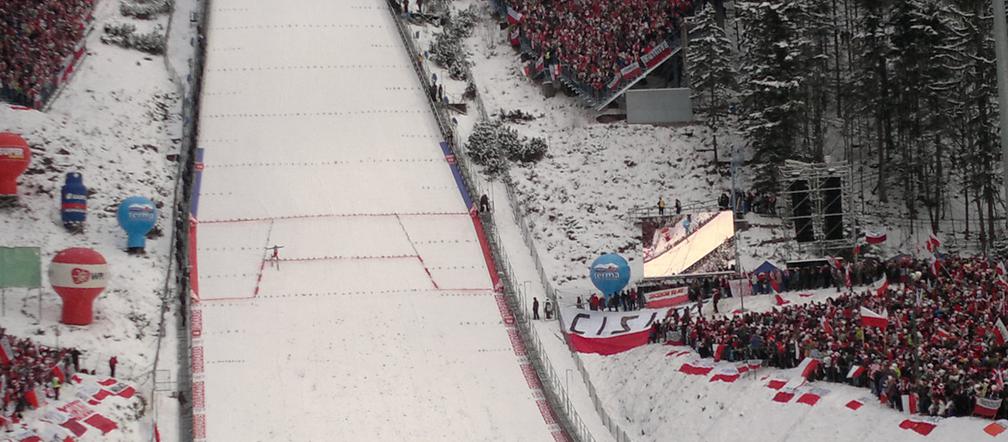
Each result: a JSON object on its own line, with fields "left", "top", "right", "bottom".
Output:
{"left": 751, "top": 259, "right": 885, "bottom": 295}
{"left": 719, "top": 190, "right": 777, "bottom": 216}
{"left": 1, "top": 329, "right": 81, "bottom": 429}
{"left": 653, "top": 255, "right": 1008, "bottom": 419}
{"left": 0, "top": 0, "right": 95, "bottom": 107}
{"left": 504, "top": 0, "right": 699, "bottom": 98}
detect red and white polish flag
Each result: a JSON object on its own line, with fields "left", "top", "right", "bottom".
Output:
{"left": 0, "top": 336, "right": 13, "bottom": 365}
{"left": 506, "top": 6, "right": 523, "bottom": 24}
{"left": 797, "top": 357, "right": 820, "bottom": 379}
{"left": 994, "top": 317, "right": 1008, "bottom": 346}
{"left": 709, "top": 365, "right": 741, "bottom": 383}
{"left": 975, "top": 397, "right": 1003, "bottom": 418}
{"left": 875, "top": 277, "right": 889, "bottom": 297}
{"left": 926, "top": 232, "right": 942, "bottom": 253}
{"left": 860, "top": 306, "right": 888, "bottom": 329}
{"left": 714, "top": 343, "right": 727, "bottom": 362}
{"left": 865, "top": 231, "right": 887, "bottom": 244}
{"left": 901, "top": 393, "right": 918, "bottom": 414}
{"left": 847, "top": 365, "right": 865, "bottom": 379}
{"left": 679, "top": 359, "right": 715, "bottom": 376}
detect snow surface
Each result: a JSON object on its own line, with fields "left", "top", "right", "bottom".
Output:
{"left": 193, "top": 1, "right": 557, "bottom": 440}
{"left": 0, "top": 0, "right": 183, "bottom": 439}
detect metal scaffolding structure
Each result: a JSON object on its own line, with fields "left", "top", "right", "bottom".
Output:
{"left": 778, "top": 160, "right": 857, "bottom": 255}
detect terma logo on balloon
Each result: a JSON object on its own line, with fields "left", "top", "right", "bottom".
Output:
{"left": 592, "top": 263, "right": 622, "bottom": 280}
{"left": 127, "top": 203, "right": 156, "bottom": 220}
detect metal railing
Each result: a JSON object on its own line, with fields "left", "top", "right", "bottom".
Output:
{"left": 386, "top": 3, "right": 601, "bottom": 441}
{"left": 441, "top": 4, "right": 638, "bottom": 441}
{"left": 496, "top": 171, "right": 634, "bottom": 442}
{"left": 163, "top": 0, "right": 209, "bottom": 440}
{"left": 626, "top": 200, "right": 721, "bottom": 221}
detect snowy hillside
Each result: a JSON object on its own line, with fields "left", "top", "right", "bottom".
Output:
{"left": 0, "top": 0, "right": 183, "bottom": 439}
{"left": 416, "top": 1, "right": 759, "bottom": 296}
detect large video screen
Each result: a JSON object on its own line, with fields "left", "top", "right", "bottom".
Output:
{"left": 642, "top": 211, "right": 737, "bottom": 278}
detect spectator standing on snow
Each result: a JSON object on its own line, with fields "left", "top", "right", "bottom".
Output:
{"left": 544, "top": 300, "right": 553, "bottom": 319}
{"left": 70, "top": 348, "right": 81, "bottom": 372}
{"left": 109, "top": 356, "right": 118, "bottom": 378}
{"left": 657, "top": 196, "right": 666, "bottom": 217}
{"left": 480, "top": 194, "right": 490, "bottom": 212}
{"left": 532, "top": 297, "right": 540, "bottom": 320}
{"left": 51, "top": 376, "right": 61, "bottom": 401}
{"left": 576, "top": 296, "right": 583, "bottom": 309}
{"left": 675, "top": 199, "right": 682, "bottom": 214}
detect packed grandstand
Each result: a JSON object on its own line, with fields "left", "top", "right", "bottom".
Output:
{"left": 0, "top": 0, "right": 94, "bottom": 108}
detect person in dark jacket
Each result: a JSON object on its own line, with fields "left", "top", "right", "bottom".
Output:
{"left": 532, "top": 297, "right": 540, "bottom": 320}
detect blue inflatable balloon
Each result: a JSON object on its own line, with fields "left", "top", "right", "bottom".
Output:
{"left": 589, "top": 253, "right": 631, "bottom": 297}
{"left": 116, "top": 196, "right": 157, "bottom": 250}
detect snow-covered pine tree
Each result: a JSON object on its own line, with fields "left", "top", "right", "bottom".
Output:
{"left": 943, "top": 0, "right": 1001, "bottom": 247}
{"left": 466, "top": 120, "right": 507, "bottom": 176}
{"left": 688, "top": 2, "right": 737, "bottom": 164}
{"left": 888, "top": 0, "right": 955, "bottom": 231}
{"left": 737, "top": 0, "right": 806, "bottom": 192}
{"left": 847, "top": 0, "right": 895, "bottom": 203}
{"left": 792, "top": 0, "right": 834, "bottom": 160}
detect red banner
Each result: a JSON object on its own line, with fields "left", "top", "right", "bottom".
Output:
{"left": 645, "top": 286, "right": 689, "bottom": 308}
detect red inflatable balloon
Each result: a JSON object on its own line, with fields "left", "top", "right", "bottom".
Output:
{"left": 0, "top": 132, "right": 31, "bottom": 196}
{"left": 49, "top": 248, "right": 109, "bottom": 325}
